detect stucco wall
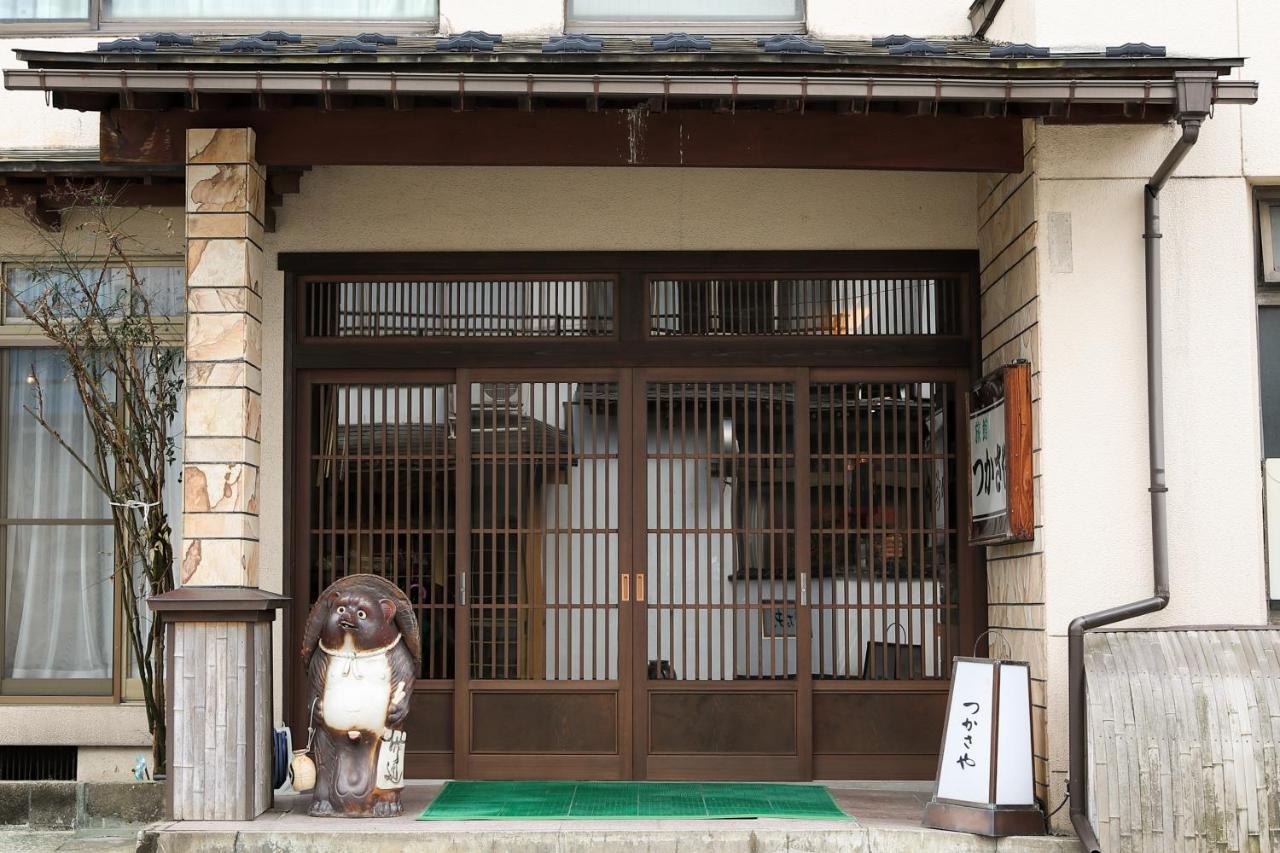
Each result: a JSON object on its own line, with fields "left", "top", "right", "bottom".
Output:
{"left": 1035, "top": 118, "right": 1266, "bottom": 813}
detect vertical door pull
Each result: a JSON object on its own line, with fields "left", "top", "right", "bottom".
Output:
{"left": 799, "top": 572, "right": 808, "bottom": 607}
{"left": 459, "top": 573, "right": 467, "bottom": 606}
{"left": 635, "top": 573, "right": 646, "bottom": 602}
{"left": 621, "top": 573, "right": 630, "bottom": 602}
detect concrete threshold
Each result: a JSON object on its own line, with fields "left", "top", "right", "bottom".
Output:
{"left": 146, "top": 785, "right": 1081, "bottom": 853}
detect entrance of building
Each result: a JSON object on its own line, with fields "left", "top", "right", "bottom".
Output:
{"left": 287, "top": 252, "right": 982, "bottom": 782}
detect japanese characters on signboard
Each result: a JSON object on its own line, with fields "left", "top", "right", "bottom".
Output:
{"left": 970, "top": 400, "right": 1007, "bottom": 524}
{"left": 968, "top": 362, "right": 1034, "bottom": 544}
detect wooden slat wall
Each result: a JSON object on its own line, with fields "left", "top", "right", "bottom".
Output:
{"left": 170, "top": 620, "right": 264, "bottom": 820}
{"left": 975, "top": 120, "right": 1049, "bottom": 803}
{"left": 1085, "top": 629, "right": 1280, "bottom": 853}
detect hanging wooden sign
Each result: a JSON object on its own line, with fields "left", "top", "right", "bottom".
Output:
{"left": 968, "top": 361, "right": 1034, "bottom": 544}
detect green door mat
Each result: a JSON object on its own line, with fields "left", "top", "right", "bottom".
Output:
{"left": 419, "top": 781, "right": 852, "bottom": 821}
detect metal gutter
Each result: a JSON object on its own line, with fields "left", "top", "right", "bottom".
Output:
{"left": 2, "top": 66, "right": 1260, "bottom": 107}
{"left": 1066, "top": 70, "right": 1215, "bottom": 853}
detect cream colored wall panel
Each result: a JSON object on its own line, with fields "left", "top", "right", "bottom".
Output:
{"left": 806, "top": 0, "right": 968, "bottom": 39}
{"left": 439, "top": 0, "right": 562, "bottom": 38}
{"left": 0, "top": 39, "right": 98, "bottom": 150}
{"left": 984, "top": 0, "right": 1034, "bottom": 44}
{"left": 1038, "top": 175, "right": 1265, "bottom": 640}
{"left": 1030, "top": 0, "right": 1240, "bottom": 56}
{"left": 1240, "top": 0, "right": 1280, "bottom": 177}
{"left": 0, "top": 705, "right": 151, "bottom": 746}
{"left": 1037, "top": 112, "right": 1244, "bottom": 181}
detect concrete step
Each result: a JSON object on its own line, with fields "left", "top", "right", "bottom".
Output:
{"left": 147, "top": 822, "right": 1080, "bottom": 853}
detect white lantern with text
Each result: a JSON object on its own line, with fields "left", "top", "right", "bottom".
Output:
{"left": 922, "top": 657, "right": 1045, "bottom": 837}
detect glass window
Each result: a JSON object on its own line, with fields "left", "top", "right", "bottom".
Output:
{"left": 5, "top": 266, "right": 184, "bottom": 322}
{"left": 3, "top": 348, "right": 114, "bottom": 693}
{"left": 568, "top": 0, "right": 802, "bottom": 24}
{"left": 102, "top": 0, "right": 436, "bottom": 19}
{"left": 1, "top": 263, "right": 184, "bottom": 697}
{"left": 1263, "top": 201, "right": 1280, "bottom": 283}
{"left": 0, "top": 0, "right": 88, "bottom": 21}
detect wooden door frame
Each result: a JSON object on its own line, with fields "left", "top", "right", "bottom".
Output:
{"left": 630, "top": 366, "right": 813, "bottom": 781}
{"left": 282, "top": 250, "right": 986, "bottom": 780}
{"left": 458, "top": 366, "right": 634, "bottom": 780}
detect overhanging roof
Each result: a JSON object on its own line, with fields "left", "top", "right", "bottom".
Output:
{"left": 0, "top": 36, "right": 1259, "bottom": 174}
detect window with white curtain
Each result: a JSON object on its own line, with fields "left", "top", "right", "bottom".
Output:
{"left": 102, "top": 0, "right": 436, "bottom": 20}
{"left": 568, "top": 0, "right": 803, "bottom": 25}
{"left": 0, "top": 0, "right": 88, "bottom": 21}
{"left": 0, "top": 263, "right": 184, "bottom": 698}
{"left": 2, "top": 0, "right": 436, "bottom": 26}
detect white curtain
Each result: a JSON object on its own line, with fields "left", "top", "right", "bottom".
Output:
{"left": 4, "top": 349, "right": 114, "bottom": 682}
{"left": 103, "top": 0, "right": 435, "bottom": 19}
{"left": 570, "top": 0, "right": 799, "bottom": 21}
{"left": 0, "top": 0, "right": 87, "bottom": 19}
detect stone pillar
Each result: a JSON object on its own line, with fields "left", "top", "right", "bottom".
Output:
{"left": 150, "top": 128, "right": 284, "bottom": 821}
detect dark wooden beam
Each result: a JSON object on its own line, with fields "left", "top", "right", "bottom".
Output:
{"left": 102, "top": 107, "right": 1024, "bottom": 173}
{"left": 0, "top": 180, "right": 184, "bottom": 212}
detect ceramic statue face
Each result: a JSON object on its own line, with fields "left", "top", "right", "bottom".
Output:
{"left": 318, "top": 588, "right": 400, "bottom": 651}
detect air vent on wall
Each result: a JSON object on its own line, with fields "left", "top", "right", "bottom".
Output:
{"left": 0, "top": 746, "right": 77, "bottom": 781}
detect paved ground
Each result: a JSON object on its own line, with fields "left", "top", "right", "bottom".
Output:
{"left": 1, "top": 783, "right": 1079, "bottom": 852}
{"left": 0, "top": 832, "right": 138, "bottom": 852}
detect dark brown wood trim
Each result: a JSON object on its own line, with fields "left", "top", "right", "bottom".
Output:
{"left": 149, "top": 587, "right": 287, "bottom": 612}
{"left": 279, "top": 250, "right": 981, "bottom": 276}
{"left": 105, "top": 109, "right": 1024, "bottom": 173}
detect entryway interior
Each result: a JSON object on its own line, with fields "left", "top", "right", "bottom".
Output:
{"left": 288, "top": 252, "right": 983, "bottom": 783}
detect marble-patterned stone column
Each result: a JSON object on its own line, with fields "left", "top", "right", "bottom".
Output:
{"left": 150, "top": 129, "right": 283, "bottom": 821}
{"left": 181, "top": 127, "right": 264, "bottom": 587}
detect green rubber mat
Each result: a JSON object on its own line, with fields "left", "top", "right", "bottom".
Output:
{"left": 418, "top": 781, "right": 852, "bottom": 821}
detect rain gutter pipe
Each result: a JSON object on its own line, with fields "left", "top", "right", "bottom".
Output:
{"left": 1066, "top": 71, "right": 1215, "bottom": 853}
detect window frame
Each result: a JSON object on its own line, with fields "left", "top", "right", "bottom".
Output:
{"left": 1258, "top": 193, "right": 1280, "bottom": 286}
{"left": 0, "top": 0, "right": 439, "bottom": 35}
{"left": 564, "top": 0, "right": 806, "bottom": 34}
{"left": 0, "top": 258, "right": 183, "bottom": 704}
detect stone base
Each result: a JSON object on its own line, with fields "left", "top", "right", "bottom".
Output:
{"left": 0, "top": 781, "right": 163, "bottom": 830}
{"left": 922, "top": 799, "right": 1047, "bottom": 837}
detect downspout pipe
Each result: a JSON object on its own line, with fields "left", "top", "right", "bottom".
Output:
{"left": 1066, "top": 72, "right": 1214, "bottom": 853}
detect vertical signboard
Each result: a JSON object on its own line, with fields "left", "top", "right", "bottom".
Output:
{"left": 968, "top": 362, "right": 1034, "bottom": 544}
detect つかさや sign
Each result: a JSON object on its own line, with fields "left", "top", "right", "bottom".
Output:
{"left": 970, "top": 400, "right": 1007, "bottom": 522}
{"left": 968, "top": 362, "right": 1034, "bottom": 544}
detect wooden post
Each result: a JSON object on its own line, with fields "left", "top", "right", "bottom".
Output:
{"left": 149, "top": 128, "right": 284, "bottom": 821}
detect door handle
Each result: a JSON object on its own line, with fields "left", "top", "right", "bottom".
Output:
{"left": 799, "top": 572, "right": 808, "bottom": 607}
{"left": 635, "top": 573, "right": 645, "bottom": 603}
{"left": 621, "top": 573, "right": 630, "bottom": 602}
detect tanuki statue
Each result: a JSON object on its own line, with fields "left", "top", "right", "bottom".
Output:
{"left": 300, "top": 574, "right": 420, "bottom": 817}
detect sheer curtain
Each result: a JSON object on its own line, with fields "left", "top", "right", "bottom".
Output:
{"left": 0, "top": 0, "right": 88, "bottom": 19}
{"left": 4, "top": 348, "right": 114, "bottom": 683}
{"left": 103, "top": 0, "right": 435, "bottom": 19}
{"left": 569, "top": 0, "right": 801, "bottom": 21}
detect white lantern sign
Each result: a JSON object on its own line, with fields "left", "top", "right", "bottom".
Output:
{"left": 922, "top": 657, "right": 1045, "bottom": 837}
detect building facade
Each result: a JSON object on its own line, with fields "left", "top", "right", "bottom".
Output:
{"left": 0, "top": 0, "right": 1275, "bottom": 840}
